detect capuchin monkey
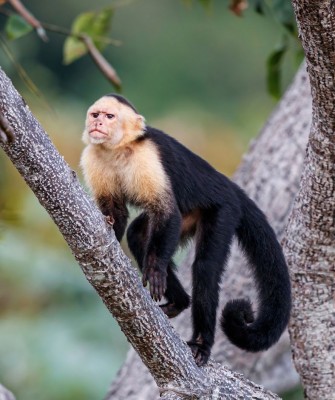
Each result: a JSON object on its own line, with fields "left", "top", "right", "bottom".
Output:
{"left": 80, "top": 94, "right": 291, "bottom": 366}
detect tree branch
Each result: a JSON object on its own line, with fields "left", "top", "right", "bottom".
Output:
{"left": 81, "top": 35, "right": 121, "bottom": 89}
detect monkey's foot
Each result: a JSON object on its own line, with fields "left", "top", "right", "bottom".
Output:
{"left": 187, "top": 341, "right": 211, "bottom": 367}
{"left": 142, "top": 267, "right": 167, "bottom": 302}
{"left": 160, "top": 302, "right": 186, "bottom": 318}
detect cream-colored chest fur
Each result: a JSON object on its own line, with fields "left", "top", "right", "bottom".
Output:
{"left": 81, "top": 140, "right": 171, "bottom": 206}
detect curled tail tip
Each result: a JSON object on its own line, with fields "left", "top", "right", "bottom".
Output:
{"left": 221, "top": 298, "right": 286, "bottom": 352}
{"left": 221, "top": 298, "right": 254, "bottom": 326}
{"left": 221, "top": 298, "right": 258, "bottom": 351}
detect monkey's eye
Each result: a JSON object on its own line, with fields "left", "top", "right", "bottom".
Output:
{"left": 91, "top": 112, "right": 99, "bottom": 118}
{"left": 106, "top": 114, "right": 115, "bottom": 119}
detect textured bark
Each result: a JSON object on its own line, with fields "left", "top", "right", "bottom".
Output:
{"left": 158, "top": 360, "right": 280, "bottom": 400}
{"left": 0, "top": 68, "right": 281, "bottom": 399}
{"left": 106, "top": 63, "right": 312, "bottom": 400}
{"left": 284, "top": 1, "right": 335, "bottom": 399}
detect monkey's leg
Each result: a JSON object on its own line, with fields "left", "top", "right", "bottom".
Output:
{"left": 127, "top": 211, "right": 189, "bottom": 312}
{"left": 143, "top": 210, "right": 182, "bottom": 302}
{"left": 187, "top": 205, "right": 238, "bottom": 367}
{"left": 126, "top": 212, "right": 150, "bottom": 267}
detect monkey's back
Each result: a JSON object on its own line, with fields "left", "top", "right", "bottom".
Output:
{"left": 144, "top": 127, "right": 239, "bottom": 214}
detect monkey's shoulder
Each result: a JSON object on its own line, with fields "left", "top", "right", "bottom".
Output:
{"left": 121, "top": 137, "right": 172, "bottom": 205}
{"left": 145, "top": 127, "right": 221, "bottom": 177}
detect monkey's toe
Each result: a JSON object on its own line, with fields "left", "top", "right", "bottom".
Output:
{"left": 105, "top": 215, "right": 115, "bottom": 226}
{"left": 187, "top": 341, "right": 210, "bottom": 367}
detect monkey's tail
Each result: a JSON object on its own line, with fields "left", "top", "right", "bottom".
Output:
{"left": 221, "top": 192, "right": 291, "bottom": 352}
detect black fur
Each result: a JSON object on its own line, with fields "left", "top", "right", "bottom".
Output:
{"left": 99, "top": 122, "right": 291, "bottom": 366}
{"left": 105, "top": 94, "right": 139, "bottom": 114}
{"left": 141, "top": 128, "right": 290, "bottom": 363}
{"left": 98, "top": 195, "right": 129, "bottom": 242}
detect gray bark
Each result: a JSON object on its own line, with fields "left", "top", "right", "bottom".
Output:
{"left": 284, "top": 1, "right": 335, "bottom": 398}
{"left": 0, "top": 67, "right": 281, "bottom": 399}
{"left": 106, "top": 63, "right": 311, "bottom": 399}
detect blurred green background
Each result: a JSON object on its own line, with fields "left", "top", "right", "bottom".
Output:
{"left": 0, "top": 0, "right": 302, "bottom": 399}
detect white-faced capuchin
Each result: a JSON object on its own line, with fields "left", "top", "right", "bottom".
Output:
{"left": 80, "top": 94, "right": 291, "bottom": 366}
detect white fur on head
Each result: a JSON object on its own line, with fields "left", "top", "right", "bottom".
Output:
{"left": 82, "top": 96, "right": 145, "bottom": 148}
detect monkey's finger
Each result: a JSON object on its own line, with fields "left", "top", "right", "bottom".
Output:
{"left": 158, "top": 274, "right": 167, "bottom": 301}
{"left": 149, "top": 283, "right": 155, "bottom": 300}
{"left": 150, "top": 274, "right": 161, "bottom": 302}
{"left": 142, "top": 274, "right": 148, "bottom": 287}
{"left": 159, "top": 275, "right": 167, "bottom": 300}
{"left": 153, "top": 277, "right": 161, "bottom": 302}
{"left": 156, "top": 275, "right": 165, "bottom": 302}
{"left": 162, "top": 278, "right": 167, "bottom": 298}
{"left": 149, "top": 276, "right": 159, "bottom": 301}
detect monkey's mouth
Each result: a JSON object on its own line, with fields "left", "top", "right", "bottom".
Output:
{"left": 89, "top": 129, "right": 108, "bottom": 139}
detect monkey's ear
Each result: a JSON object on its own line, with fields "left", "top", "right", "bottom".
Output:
{"left": 136, "top": 114, "right": 146, "bottom": 130}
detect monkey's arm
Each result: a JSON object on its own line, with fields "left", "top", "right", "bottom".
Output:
{"left": 143, "top": 207, "right": 182, "bottom": 302}
{"left": 97, "top": 195, "right": 129, "bottom": 242}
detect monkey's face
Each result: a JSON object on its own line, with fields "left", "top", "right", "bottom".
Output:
{"left": 83, "top": 97, "right": 145, "bottom": 148}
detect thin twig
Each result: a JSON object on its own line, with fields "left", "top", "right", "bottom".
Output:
{"left": 82, "top": 35, "right": 121, "bottom": 89}
{"left": 0, "top": 8, "right": 121, "bottom": 46}
{"left": 41, "top": 21, "right": 122, "bottom": 46}
{"left": 8, "top": 0, "right": 48, "bottom": 41}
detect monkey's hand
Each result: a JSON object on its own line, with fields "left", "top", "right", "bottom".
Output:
{"left": 142, "top": 264, "right": 167, "bottom": 302}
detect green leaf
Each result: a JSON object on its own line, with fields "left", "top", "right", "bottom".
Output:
{"left": 63, "top": 38, "right": 87, "bottom": 65}
{"left": 63, "top": 7, "right": 114, "bottom": 65}
{"left": 266, "top": 39, "right": 288, "bottom": 99}
{"left": 5, "top": 14, "right": 33, "bottom": 40}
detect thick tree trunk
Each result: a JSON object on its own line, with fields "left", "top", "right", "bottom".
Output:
{"left": 284, "top": 1, "right": 335, "bottom": 398}
{"left": 106, "top": 63, "right": 312, "bottom": 399}
{"left": 0, "top": 67, "right": 281, "bottom": 399}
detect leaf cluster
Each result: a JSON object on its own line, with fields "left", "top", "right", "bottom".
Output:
{"left": 0, "top": 0, "right": 302, "bottom": 106}
{"left": 250, "top": 0, "right": 303, "bottom": 98}
{"left": 63, "top": 8, "right": 113, "bottom": 65}
{"left": 1, "top": 5, "right": 120, "bottom": 88}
